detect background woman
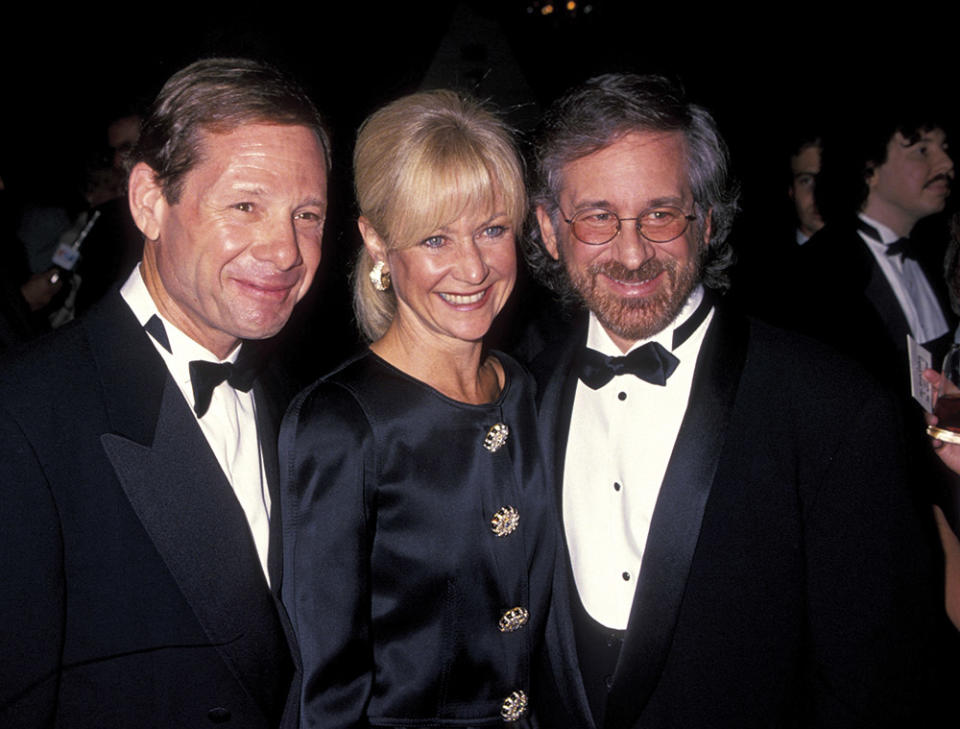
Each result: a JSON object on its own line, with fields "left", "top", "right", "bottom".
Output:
{"left": 280, "top": 90, "right": 554, "bottom": 728}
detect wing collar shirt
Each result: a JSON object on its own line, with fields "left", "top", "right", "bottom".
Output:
{"left": 563, "top": 285, "right": 713, "bottom": 630}
{"left": 120, "top": 265, "right": 272, "bottom": 586}
{"left": 858, "top": 212, "right": 948, "bottom": 345}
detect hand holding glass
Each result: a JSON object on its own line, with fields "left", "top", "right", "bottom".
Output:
{"left": 927, "top": 344, "right": 960, "bottom": 444}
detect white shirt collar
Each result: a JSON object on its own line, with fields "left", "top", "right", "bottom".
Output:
{"left": 858, "top": 213, "right": 901, "bottom": 246}
{"left": 120, "top": 264, "right": 240, "bottom": 368}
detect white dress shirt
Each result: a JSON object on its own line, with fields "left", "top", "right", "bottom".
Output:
{"left": 120, "top": 266, "right": 272, "bottom": 586}
{"left": 858, "top": 212, "right": 949, "bottom": 345}
{"left": 563, "top": 286, "right": 713, "bottom": 629}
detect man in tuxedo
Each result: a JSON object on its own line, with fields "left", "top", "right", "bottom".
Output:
{"left": 797, "top": 112, "right": 954, "bottom": 391}
{"left": 523, "top": 74, "right": 949, "bottom": 728}
{"left": 0, "top": 58, "right": 330, "bottom": 727}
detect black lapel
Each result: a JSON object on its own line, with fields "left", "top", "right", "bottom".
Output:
{"left": 245, "top": 346, "right": 302, "bottom": 597}
{"left": 855, "top": 234, "right": 957, "bottom": 370}
{"left": 246, "top": 350, "right": 303, "bottom": 727}
{"left": 530, "top": 316, "right": 598, "bottom": 729}
{"left": 530, "top": 315, "right": 587, "bottom": 514}
{"left": 100, "top": 383, "right": 290, "bottom": 722}
{"left": 87, "top": 293, "right": 291, "bottom": 723}
{"left": 858, "top": 244, "right": 912, "bottom": 354}
{"left": 604, "top": 306, "right": 748, "bottom": 728}
{"left": 84, "top": 290, "right": 166, "bottom": 447}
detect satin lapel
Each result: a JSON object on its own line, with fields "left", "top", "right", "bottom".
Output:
{"left": 87, "top": 295, "right": 290, "bottom": 722}
{"left": 531, "top": 319, "right": 597, "bottom": 729}
{"left": 605, "top": 307, "right": 748, "bottom": 728}
{"left": 256, "top": 385, "right": 301, "bottom": 729}
{"left": 856, "top": 236, "right": 955, "bottom": 368}
{"left": 254, "top": 376, "right": 304, "bottom": 729}
{"left": 860, "top": 250, "right": 911, "bottom": 353}
{"left": 531, "top": 316, "right": 587, "bottom": 509}
{"left": 84, "top": 290, "right": 166, "bottom": 447}
{"left": 101, "top": 382, "right": 289, "bottom": 720}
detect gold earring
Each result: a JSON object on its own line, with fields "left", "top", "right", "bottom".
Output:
{"left": 370, "top": 260, "right": 391, "bottom": 291}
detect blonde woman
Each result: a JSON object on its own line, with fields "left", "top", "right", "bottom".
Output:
{"left": 281, "top": 91, "right": 554, "bottom": 728}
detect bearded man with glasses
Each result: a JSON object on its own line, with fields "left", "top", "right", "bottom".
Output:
{"left": 521, "top": 73, "right": 952, "bottom": 729}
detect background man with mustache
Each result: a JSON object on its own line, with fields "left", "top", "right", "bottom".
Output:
{"left": 796, "top": 111, "right": 955, "bottom": 393}
{"left": 793, "top": 112, "right": 960, "bottom": 587}
{"left": 522, "top": 73, "right": 952, "bottom": 728}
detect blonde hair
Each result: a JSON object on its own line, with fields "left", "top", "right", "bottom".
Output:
{"left": 352, "top": 90, "right": 526, "bottom": 342}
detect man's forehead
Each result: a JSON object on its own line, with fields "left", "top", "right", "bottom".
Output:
{"left": 557, "top": 130, "right": 690, "bottom": 202}
{"left": 195, "top": 123, "right": 327, "bottom": 171}
{"left": 790, "top": 144, "right": 821, "bottom": 173}
{"left": 175, "top": 123, "right": 328, "bottom": 205}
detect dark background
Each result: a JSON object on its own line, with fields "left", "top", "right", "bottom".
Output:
{"left": 3, "top": 1, "right": 956, "bottom": 373}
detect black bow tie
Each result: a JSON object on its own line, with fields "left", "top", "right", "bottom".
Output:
{"left": 578, "top": 341, "right": 680, "bottom": 389}
{"left": 885, "top": 237, "right": 917, "bottom": 261}
{"left": 577, "top": 292, "right": 713, "bottom": 389}
{"left": 189, "top": 360, "right": 257, "bottom": 417}
{"left": 143, "top": 315, "right": 259, "bottom": 417}
{"left": 857, "top": 219, "right": 917, "bottom": 261}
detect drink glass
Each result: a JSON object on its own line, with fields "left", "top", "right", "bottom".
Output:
{"left": 928, "top": 343, "right": 960, "bottom": 444}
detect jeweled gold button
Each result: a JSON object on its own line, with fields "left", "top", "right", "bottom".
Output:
{"left": 498, "top": 606, "right": 529, "bottom": 632}
{"left": 483, "top": 423, "right": 510, "bottom": 452}
{"left": 490, "top": 506, "right": 519, "bottom": 537}
{"left": 500, "top": 690, "right": 528, "bottom": 722}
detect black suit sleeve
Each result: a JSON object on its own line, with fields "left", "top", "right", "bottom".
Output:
{"left": 0, "top": 409, "right": 63, "bottom": 728}
{"left": 800, "top": 382, "right": 946, "bottom": 726}
{"left": 279, "top": 383, "right": 376, "bottom": 729}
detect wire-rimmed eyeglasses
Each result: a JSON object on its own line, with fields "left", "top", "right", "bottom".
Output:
{"left": 562, "top": 205, "right": 697, "bottom": 245}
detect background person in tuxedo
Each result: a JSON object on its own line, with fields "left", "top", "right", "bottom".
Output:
{"left": 0, "top": 57, "right": 330, "bottom": 728}
{"left": 796, "top": 110, "right": 955, "bottom": 391}
{"left": 522, "top": 73, "right": 950, "bottom": 728}
{"left": 794, "top": 110, "right": 959, "bottom": 555}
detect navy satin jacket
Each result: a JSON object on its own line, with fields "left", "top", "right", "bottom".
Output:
{"left": 280, "top": 351, "right": 556, "bottom": 728}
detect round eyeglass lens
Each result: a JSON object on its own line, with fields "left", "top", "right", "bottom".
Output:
{"left": 571, "top": 206, "right": 691, "bottom": 244}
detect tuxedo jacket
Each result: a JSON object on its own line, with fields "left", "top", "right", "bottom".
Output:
{"left": 795, "top": 221, "right": 955, "bottom": 390}
{"left": 528, "top": 305, "right": 949, "bottom": 729}
{"left": 0, "top": 291, "right": 297, "bottom": 729}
